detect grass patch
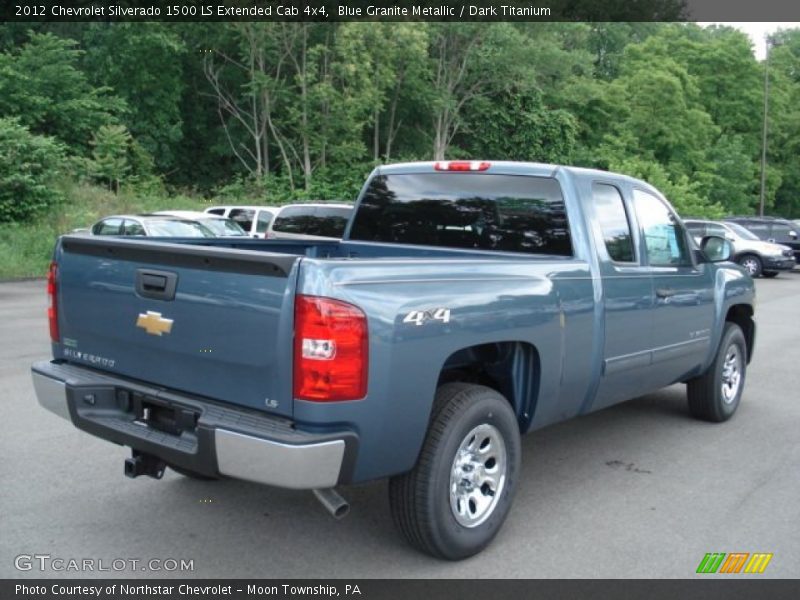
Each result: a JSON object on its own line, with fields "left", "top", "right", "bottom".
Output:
{"left": 0, "top": 182, "right": 209, "bottom": 279}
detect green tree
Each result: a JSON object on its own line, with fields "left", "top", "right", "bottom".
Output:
{"left": 0, "top": 117, "right": 65, "bottom": 222}
{"left": 461, "top": 87, "right": 577, "bottom": 163}
{"left": 90, "top": 124, "right": 132, "bottom": 193}
{"left": 82, "top": 23, "right": 186, "bottom": 172}
{"left": 0, "top": 32, "right": 122, "bottom": 154}
{"left": 427, "top": 23, "right": 539, "bottom": 159}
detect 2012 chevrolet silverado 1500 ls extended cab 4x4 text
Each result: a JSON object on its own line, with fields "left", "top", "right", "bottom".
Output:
{"left": 32, "top": 161, "right": 755, "bottom": 559}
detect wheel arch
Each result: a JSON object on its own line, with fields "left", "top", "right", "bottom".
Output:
{"left": 725, "top": 304, "right": 755, "bottom": 364}
{"left": 436, "top": 341, "right": 540, "bottom": 432}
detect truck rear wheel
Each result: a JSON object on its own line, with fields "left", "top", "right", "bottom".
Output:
{"left": 687, "top": 323, "right": 747, "bottom": 422}
{"left": 388, "top": 383, "right": 521, "bottom": 560}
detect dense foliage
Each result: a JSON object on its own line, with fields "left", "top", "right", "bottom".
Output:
{"left": 0, "top": 117, "right": 65, "bottom": 222}
{"left": 1, "top": 21, "right": 799, "bottom": 223}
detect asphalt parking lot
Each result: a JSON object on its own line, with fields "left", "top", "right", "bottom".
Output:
{"left": 1, "top": 273, "right": 798, "bottom": 579}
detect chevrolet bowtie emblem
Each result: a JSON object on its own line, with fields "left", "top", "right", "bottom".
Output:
{"left": 136, "top": 311, "right": 174, "bottom": 336}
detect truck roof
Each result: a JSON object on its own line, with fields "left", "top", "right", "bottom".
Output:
{"left": 373, "top": 160, "right": 648, "bottom": 186}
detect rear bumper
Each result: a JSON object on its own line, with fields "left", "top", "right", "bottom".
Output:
{"left": 31, "top": 361, "right": 357, "bottom": 489}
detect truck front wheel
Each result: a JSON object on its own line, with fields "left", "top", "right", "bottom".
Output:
{"left": 388, "top": 383, "right": 521, "bottom": 560}
{"left": 687, "top": 323, "right": 747, "bottom": 422}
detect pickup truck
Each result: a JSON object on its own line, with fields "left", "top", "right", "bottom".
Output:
{"left": 32, "top": 161, "right": 756, "bottom": 560}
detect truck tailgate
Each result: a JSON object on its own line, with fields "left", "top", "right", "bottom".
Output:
{"left": 54, "top": 236, "right": 298, "bottom": 417}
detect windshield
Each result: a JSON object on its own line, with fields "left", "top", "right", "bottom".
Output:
{"left": 146, "top": 220, "right": 215, "bottom": 237}
{"left": 725, "top": 222, "right": 760, "bottom": 241}
{"left": 200, "top": 218, "right": 246, "bottom": 236}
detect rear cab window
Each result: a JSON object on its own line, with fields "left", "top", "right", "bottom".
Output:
{"left": 348, "top": 173, "right": 572, "bottom": 256}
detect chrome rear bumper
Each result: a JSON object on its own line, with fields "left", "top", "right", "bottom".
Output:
{"left": 31, "top": 362, "right": 355, "bottom": 489}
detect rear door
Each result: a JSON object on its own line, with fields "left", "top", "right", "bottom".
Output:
{"left": 589, "top": 181, "right": 656, "bottom": 410}
{"left": 55, "top": 236, "right": 299, "bottom": 417}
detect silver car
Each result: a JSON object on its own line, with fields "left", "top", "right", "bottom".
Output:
{"left": 90, "top": 215, "right": 215, "bottom": 238}
{"left": 684, "top": 219, "right": 796, "bottom": 278}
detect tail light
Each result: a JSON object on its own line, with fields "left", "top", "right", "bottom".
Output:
{"left": 47, "top": 261, "right": 59, "bottom": 342}
{"left": 293, "top": 295, "right": 368, "bottom": 401}
{"left": 434, "top": 161, "right": 491, "bottom": 172}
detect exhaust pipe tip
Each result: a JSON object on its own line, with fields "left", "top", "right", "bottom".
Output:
{"left": 313, "top": 488, "right": 350, "bottom": 520}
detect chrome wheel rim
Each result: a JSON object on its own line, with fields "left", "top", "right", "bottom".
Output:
{"left": 721, "top": 344, "right": 742, "bottom": 404}
{"left": 449, "top": 423, "right": 507, "bottom": 528}
{"left": 741, "top": 259, "right": 759, "bottom": 276}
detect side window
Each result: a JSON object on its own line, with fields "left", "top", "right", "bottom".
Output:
{"left": 632, "top": 189, "right": 691, "bottom": 267}
{"left": 228, "top": 209, "right": 255, "bottom": 233}
{"left": 92, "top": 218, "right": 122, "bottom": 235}
{"left": 771, "top": 223, "right": 795, "bottom": 242}
{"left": 706, "top": 223, "right": 727, "bottom": 238}
{"left": 206, "top": 208, "right": 225, "bottom": 216}
{"left": 745, "top": 223, "right": 769, "bottom": 239}
{"left": 684, "top": 223, "right": 706, "bottom": 239}
{"left": 255, "top": 210, "right": 273, "bottom": 234}
{"left": 122, "top": 219, "right": 145, "bottom": 236}
{"left": 593, "top": 183, "right": 635, "bottom": 262}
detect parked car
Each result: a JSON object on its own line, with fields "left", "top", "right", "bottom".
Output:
{"left": 723, "top": 216, "right": 800, "bottom": 263}
{"left": 90, "top": 215, "right": 215, "bottom": 238}
{"left": 203, "top": 205, "right": 280, "bottom": 238}
{"left": 151, "top": 211, "right": 247, "bottom": 237}
{"left": 267, "top": 203, "right": 353, "bottom": 240}
{"left": 684, "top": 219, "right": 796, "bottom": 278}
{"left": 34, "top": 161, "right": 755, "bottom": 560}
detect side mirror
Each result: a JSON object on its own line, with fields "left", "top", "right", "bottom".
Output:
{"left": 700, "top": 235, "right": 732, "bottom": 262}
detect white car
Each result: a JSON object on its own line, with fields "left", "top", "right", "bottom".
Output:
{"left": 152, "top": 210, "right": 247, "bottom": 237}
{"left": 267, "top": 203, "right": 353, "bottom": 240}
{"left": 203, "top": 205, "right": 280, "bottom": 238}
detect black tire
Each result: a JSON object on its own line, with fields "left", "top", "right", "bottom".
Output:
{"left": 389, "top": 383, "right": 521, "bottom": 560}
{"left": 762, "top": 271, "right": 779, "bottom": 278}
{"left": 687, "top": 323, "right": 747, "bottom": 422}
{"left": 737, "top": 254, "right": 762, "bottom": 278}
{"left": 169, "top": 464, "right": 218, "bottom": 481}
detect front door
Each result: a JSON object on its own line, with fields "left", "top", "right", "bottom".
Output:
{"left": 632, "top": 189, "right": 715, "bottom": 390}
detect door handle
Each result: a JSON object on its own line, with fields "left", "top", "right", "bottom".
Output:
{"left": 656, "top": 287, "right": 675, "bottom": 299}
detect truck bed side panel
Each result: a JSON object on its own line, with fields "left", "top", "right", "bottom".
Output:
{"left": 292, "top": 258, "right": 595, "bottom": 482}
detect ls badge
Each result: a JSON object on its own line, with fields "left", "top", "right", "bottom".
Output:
{"left": 136, "top": 311, "right": 174, "bottom": 336}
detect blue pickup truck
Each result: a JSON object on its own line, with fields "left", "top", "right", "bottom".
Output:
{"left": 32, "top": 161, "right": 755, "bottom": 559}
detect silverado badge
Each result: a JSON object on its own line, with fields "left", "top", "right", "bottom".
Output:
{"left": 136, "top": 311, "right": 174, "bottom": 336}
